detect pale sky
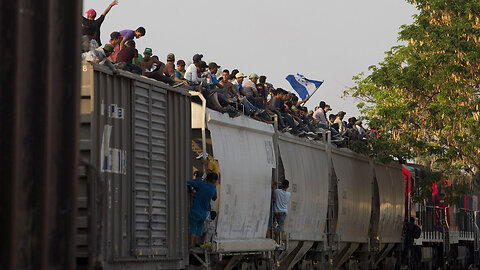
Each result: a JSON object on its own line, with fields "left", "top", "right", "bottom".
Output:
{"left": 83, "top": 0, "right": 417, "bottom": 117}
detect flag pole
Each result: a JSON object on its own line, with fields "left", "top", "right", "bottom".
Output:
{"left": 307, "top": 80, "right": 324, "bottom": 99}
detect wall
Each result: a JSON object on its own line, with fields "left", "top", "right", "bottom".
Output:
{"left": 0, "top": 0, "right": 81, "bottom": 269}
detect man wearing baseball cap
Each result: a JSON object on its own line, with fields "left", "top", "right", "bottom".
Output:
{"left": 334, "top": 111, "right": 347, "bottom": 135}
{"left": 140, "top": 48, "right": 183, "bottom": 88}
{"left": 164, "top": 53, "right": 184, "bottom": 83}
{"left": 82, "top": 44, "right": 117, "bottom": 72}
{"left": 184, "top": 54, "right": 205, "bottom": 85}
{"left": 242, "top": 73, "right": 264, "bottom": 109}
{"left": 82, "top": 0, "right": 118, "bottom": 46}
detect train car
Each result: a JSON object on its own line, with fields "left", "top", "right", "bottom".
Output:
{"left": 403, "top": 165, "right": 480, "bottom": 269}
{"left": 77, "top": 62, "right": 191, "bottom": 269}
{"left": 76, "top": 64, "right": 480, "bottom": 270}
{"left": 190, "top": 103, "right": 406, "bottom": 269}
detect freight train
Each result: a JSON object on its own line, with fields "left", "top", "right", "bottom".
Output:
{"left": 77, "top": 63, "right": 480, "bottom": 270}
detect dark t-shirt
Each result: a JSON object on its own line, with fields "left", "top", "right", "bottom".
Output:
{"left": 270, "top": 97, "right": 285, "bottom": 112}
{"left": 285, "top": 101, "right": 293, "bottom": 111}
{"left": 116, "top": 46, "right": 138, "bottom": 63}
{"left": 82, "top": 16, "right": 105, "bottom": 46}
{"left": 404, "top": 222, "right": 416, "bottom": 241}
{"left": 256, "top": 84, "right": 267, "bottom": 98}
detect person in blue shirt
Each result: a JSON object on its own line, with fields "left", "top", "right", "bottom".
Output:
{"left": 188, "top": 172, "right": 218, "bottom": 247}
{"left": 207, "top": 62, "right": 220, "bottom": 87}
{"left": 273, "top": 179, "right": 291, "bottom": 243}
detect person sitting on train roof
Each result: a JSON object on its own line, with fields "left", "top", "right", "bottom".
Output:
{"left": 140, "top": 48, "right": 183, "bottom": 88}
{"left": 256, "top": 76, "right": 269, "bottom": 108}
{"left": 164, "top": 53, "right": 184, "bottom": 83}
{"left": 184, "top": 54, "right": 206, "bottom": 85}
{"left": 272, "top": 180, "right": 291, "bottom": 245}
{"left": 334, "top": 111, "right": 347, "bottom": 135}
{"left": 290, "top": 98, "right": 315, "bottom": 134}
{"left": 269, "top": 89, "right": 295, "bottom": 131}
{"left": 355, "top": 120, "right": 366, "bottom": 137}
{"left": 187, "top": 172, "right": 218, "bottom": 248}
{"left": 346, "top": 116, "right": 357, "bottom": 129}
{"left": 82, "top": 44, "right": 117, "bottom": 73}
{"left": 201, "top": 66, "right": 245, "bottom": 117}
{"left": 175, "top": 59, "right": 187, "bottom": 80}
{"left": 82, "top": 0, "right": 118, "bottom": 46}
{"left": 324, "top": 104, "right": 332, "bottom": 115}
{"left": 115, "top": 40, "right": 141, "bottom": 74}
{"left": 106, "top": 31, "right": 122, "bottom": 62}
{"left": 229, "top": 69, "right": 239, "bottom": 81}
{"left": 216, "top": 69, "right": 241, "bottom": 103}
{"left": 329, "top": 114, "right": 339, "bottom": 131}
{"left": 119, "top": 27, "right": 146, "bottom": 51}
{"left": 231, "top": 73, "right": 264, "bottom": 116}
{"left": 242, "top": 74, "right": 265, "bottom": 109}
{"left": 207, "top": 62, "right": 221, "bottom": 88}
{"left": 300, "top": 106, "right": 316, "bottom": 134}
{"left": 186, "top": 60, "right": 208, "bottom": 86}
{"left": 312, "top": 101, "right": 328, "bottom": 125}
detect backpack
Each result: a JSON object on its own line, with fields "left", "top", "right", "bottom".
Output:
{"left": 413, "top": 224, "right": 422, "bottom": 239}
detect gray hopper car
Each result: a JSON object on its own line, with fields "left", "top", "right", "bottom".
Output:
{"left": 78, "top": 63, "right": 191, "bottom": 270}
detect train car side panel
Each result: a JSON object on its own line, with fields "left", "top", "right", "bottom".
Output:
{"left": 332, "top": 150, "right": 372, "bottom": 243}
{"left": 207, "top": 110, "right": 276, "bottom": 251}
{"left": 78, "top": 63, "right": 189, "bottom": 269}
{"left": 278, "top": 134, "right": 329, "bottom": 241}
{"left": 374, "top": 162, "right": 404, "bottom": 243}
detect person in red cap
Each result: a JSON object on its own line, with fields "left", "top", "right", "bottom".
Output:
{"left": 82, "top": 0, "right": 118, "bottom": 46}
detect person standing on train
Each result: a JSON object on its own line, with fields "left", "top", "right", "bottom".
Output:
{"left": 273, "top": 180, "right": 291, "bottom": 244}
{"left": 187, "top": 173, "right": 218, "bottom": 248}
{"left": 402, "top": 217, "right": 420, "bottom": 267}
{"left": 82, "top": 0, "right": 119, "bottom": 46}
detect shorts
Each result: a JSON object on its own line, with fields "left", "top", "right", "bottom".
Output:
{"left": 273, "top": 212, "right": 287, "bottom": 231}
{"left": 189, "top": 210, "right": 207, "bottom": 236}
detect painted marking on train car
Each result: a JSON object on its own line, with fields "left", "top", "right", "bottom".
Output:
{"left": 108, "top": 104, "right": 124, "bottom": 119}
{"left": 265, "top": 141, "right": 275, "bottom": 165}
{"left": 100, "top": 124, "right": 127, "bottom": 174}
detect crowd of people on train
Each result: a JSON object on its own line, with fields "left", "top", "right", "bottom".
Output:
{"left": 80, "top": 0, "right": 378, "bottom": 146}
{"left": 79, "top": 2, "right": 383, "bottom": 250}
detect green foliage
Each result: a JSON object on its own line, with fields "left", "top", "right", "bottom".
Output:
{"left": 348, "top": 0, "right": 480, "bottom": 180}
{"left": 412, "top": 171, "right": 442, "bottom": 203}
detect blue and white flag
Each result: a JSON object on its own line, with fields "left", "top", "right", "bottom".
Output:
{"left": 285, "top": 74, "right": 323, "bottom": 100}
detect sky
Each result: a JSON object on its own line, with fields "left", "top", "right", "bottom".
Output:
{"left": 83, "top": 0, "right": 418, "bottom": 117}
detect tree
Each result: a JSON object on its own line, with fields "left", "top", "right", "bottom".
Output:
{"left": 349, "top": 0, "right": 480, "bottom": 196}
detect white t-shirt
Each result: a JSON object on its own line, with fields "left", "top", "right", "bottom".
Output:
{"left": 334, "top": 118, "right": 345, "bottom": 134}
{"left": 184, "top": 63, "right": 205, "bottom": 83}
{"left": 81, "top": 47, "right": 115, "bottom": 71}
{"left": 242, "top": 79, "right": 257, "bottom": 97}
{"left": 313, "top": 108, "right": 327, "bottom": 124}
{"left": 274, "top": 189, "right": 291, "bottom": 214}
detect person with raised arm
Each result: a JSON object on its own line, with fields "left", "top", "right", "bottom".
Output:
{"left": 82, "top": 0, "right": 119, "bottom": 46}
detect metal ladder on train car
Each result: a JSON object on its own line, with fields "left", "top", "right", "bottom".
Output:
{"left": 440, "top": 207, "right": 450, "bottom": 266}
{"left": 325, "top": 130, "right": 338, "bottom": 256}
